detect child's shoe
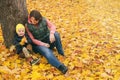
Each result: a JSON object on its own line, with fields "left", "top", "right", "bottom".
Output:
{"left": 30, "top": 58, "right": 40, "bottom": 65}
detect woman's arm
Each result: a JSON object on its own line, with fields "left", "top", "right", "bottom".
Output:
{"left": 46, "top": 19, "right": 56, "bottom": 34}
{"left": 25, "top": 25, "right": 45, "bottom": 46}
{"left": 46, "top": 19, "right": 56, "bottom": 43}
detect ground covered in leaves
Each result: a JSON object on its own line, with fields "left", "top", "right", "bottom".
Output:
{"left": 0, "top": 0, "right": 120, "bottom": 80}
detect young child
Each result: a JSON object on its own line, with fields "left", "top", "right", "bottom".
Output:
{"left": 13, "top": 23, "right": 40, "bottom": 65}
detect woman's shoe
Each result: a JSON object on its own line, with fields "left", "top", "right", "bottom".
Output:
{"left": 58, "top": 64, "right": 68, "bottom": 74}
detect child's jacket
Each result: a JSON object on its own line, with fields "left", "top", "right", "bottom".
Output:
{"left": 13, "top": 33, "right": 32, "bottom": 54}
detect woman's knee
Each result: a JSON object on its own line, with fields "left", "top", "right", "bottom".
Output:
{"left": 54, "top": 32, "right": 60, "bottom": 38}
{"left": 33, "top": 46, "right": 56, "bottom": 60}
{"left": 36, "top": 46, "right": 53, "bottom": 55}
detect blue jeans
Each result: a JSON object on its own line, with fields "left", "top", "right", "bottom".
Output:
{"left": 32, "top": 32, "right": 64, "bottom": 68}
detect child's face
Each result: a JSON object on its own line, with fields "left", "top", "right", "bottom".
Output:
{"left": 17, "top": 28, "right": 25, "bottom": 36}
{"left": 30, "top": 17, "right": 39, "bottom": 25}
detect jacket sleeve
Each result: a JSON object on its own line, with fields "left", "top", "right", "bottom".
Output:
{"left": 13, "top": 34, "right": 23, "bottom": 54}
{"left": 13, "top": 34, "right": 20, "bottom": 45}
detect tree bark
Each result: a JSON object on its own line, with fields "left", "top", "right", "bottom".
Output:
{"left": 0, "top": 0, "right": 28, "bottom": 48}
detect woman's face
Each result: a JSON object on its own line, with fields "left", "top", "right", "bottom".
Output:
{"left": 30, "top": 17, "right": 39, "bottom": 25}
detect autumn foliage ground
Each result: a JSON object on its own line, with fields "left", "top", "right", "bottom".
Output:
{"left": 0, "top": 0, "right": 120, "bottom": 80}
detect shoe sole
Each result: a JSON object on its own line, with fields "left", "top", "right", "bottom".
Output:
{"left": 32, "top": 58, "right": 40, "bottom": 65}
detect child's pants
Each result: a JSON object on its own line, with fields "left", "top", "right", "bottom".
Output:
{"left": 22, "top": 47, "right": 31, "bottom": 58}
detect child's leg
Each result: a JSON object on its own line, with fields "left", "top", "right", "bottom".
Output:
{"left": 19, "top": 52, "right": 25, "bottom": 58}
{"left": 26, "top": 44, "right": 33, "bottom": 54}
{"left": 22, "top": 47, "right": 31, "bottom": 58}
{"left": 22, "top": 47, "right": 40, "bottom": 65}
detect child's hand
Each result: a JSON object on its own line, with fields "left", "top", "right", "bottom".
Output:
{"left": 23, "top": 38, "right": 28, "bottom": 44}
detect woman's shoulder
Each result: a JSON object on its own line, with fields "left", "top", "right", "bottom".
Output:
{"left": 42, "top": 17, "right": 47, "bottom": 21}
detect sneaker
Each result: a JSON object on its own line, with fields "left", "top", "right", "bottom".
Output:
{"left": 58, "top": 64, "right": 68, "bottom": 74}
{"left": 30, "top": 58, "right": 40, "bottom": 65}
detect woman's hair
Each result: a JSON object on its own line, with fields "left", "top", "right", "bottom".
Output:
{"left": 30, "top": 10, "right": 42, "bottom": 21}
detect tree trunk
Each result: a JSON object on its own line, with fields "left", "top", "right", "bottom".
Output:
{"left": 0, "top": 0, "right": 28, "bottom": 48}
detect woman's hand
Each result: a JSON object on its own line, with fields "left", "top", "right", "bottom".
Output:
{"left": 44, "top": 43, "right": 50, "bottom": 48}
{"left": 50, "top": 33, "right": 55, "bottom": 43}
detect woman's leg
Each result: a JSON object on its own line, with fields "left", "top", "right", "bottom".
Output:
{"left": 54, "top": 32, "right": 64, "bottom": 56}
{"left": 32, "top": 45, "right": 68, "bottom": 74}
{"left": 41, "top": 32, "right": 64, "bottom": 55}
{"left": 32, "top": 45, "right": 62, "bottom": 68}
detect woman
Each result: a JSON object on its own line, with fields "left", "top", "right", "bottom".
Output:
{"left": 25, "top": 10, "right": 68, "bottom": 74}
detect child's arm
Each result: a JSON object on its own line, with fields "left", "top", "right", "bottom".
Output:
{"left": 13, "top": 35, "right": 23, "bottom": 54}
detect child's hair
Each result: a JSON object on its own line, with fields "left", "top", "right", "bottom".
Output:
{"left": 30, "top": 10, "right": 42, "bottom": 21}
{"left": 16, "top": 24, "right": 25, "bottom": 34}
